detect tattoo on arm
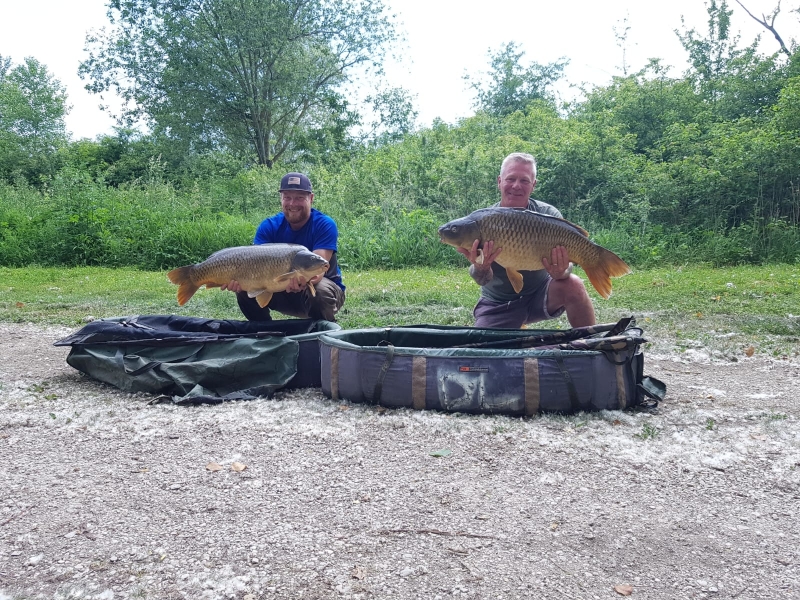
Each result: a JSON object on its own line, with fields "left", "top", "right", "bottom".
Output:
{"left": 469, "top": 264, "right": 493, "bottom": 286}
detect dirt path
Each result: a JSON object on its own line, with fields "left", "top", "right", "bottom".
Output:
{"left": 0, "top": 324, "right": 798, "bottom": 600}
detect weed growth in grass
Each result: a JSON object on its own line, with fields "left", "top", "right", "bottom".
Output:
{"left": 635, "top": 422, "right": 662, "bottom": 440}
{"left": 765, "top": 412, "right": 788, "bottom": 421}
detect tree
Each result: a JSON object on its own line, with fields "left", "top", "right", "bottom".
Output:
{"left": 676, "top": 0, "right": 752, "bottom": 103}
{"left": 0, "top": 55, "right": 69, "bottom": 183}
{"left": 465, "top": 42, "right": 568, "bottom": 117}
{"left": 734, "top": 0, "right": 792, "bottom": 56}
{"left": 613, "top": 13, "right": 633, "bottom": 76}
{"left": 361, "top": 86, "right": 418, "bottom": 146}
{"left": 675, "top": 0, "right": 789, "bottom": 124}
{"left": 80, "top": 0, "right": 397, "bottom": 167}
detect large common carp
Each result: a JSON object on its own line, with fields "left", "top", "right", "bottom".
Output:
{"left": 438, "top": 207, "right": 631, "bottom": 299}
{"left": 167, "top": 244, "right": 329, "bottom": 307}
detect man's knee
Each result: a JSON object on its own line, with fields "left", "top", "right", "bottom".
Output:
{"left": 309, "top": 278, "right": 345, "bottom": 321}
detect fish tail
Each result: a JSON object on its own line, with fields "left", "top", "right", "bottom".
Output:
{"left": 167, "top": 266, "right": 200, "bottom": 306}
{"left": 580, "top": 248, "right": 631, "bottom": 300}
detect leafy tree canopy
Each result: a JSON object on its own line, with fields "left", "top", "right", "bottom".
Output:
{"left": 465, "top": 42, "right": 568, "bottom": 117}
{"left": 80, "top": 0, "right": 398, "bottom": 167}
{"left": 0, "top": 55, "right": 69, "bottom": 183}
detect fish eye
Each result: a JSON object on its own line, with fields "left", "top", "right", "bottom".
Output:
{"left": 451, "top": 226, "right": 458, "bottom": 232}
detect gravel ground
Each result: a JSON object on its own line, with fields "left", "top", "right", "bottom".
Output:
{"left": 1, "top": 323, "right": 799, "bottom": 600}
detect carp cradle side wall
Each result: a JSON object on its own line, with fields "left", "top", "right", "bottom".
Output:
{"left": 319, "top": 321, "right": 665, "bottom": 415}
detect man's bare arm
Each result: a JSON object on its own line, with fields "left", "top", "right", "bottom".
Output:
{"left": 469, "top": 263, "right": 494, "bottom": 286}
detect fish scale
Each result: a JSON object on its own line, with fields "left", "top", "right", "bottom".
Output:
{"left": 438, "top": 207, "right": 631, "bottom": 299}
{"left": 475, "top": 209, "right": 601, "bottom": 271}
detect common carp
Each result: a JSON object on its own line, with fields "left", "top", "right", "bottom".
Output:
{"left": 167, "top": 244, "right": 330, "bottom": 307}
{"left": 438, "top": 207, "right": 631, "bottom": 299}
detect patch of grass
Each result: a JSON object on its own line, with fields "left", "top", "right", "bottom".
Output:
{"left": 635, "top": 422, "right": 662, "bottom": 440}
{"left": 764, "top": 412, "right": 788, "bottom": 421}
{"left": 705, "top": 417, "right": 716, "bottom": 430}
{"left": 0, "top": 264, "right": 799, "bottom": 360}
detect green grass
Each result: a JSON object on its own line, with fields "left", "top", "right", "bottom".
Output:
{"left": 1, "top": 264, "right": 799, "bottom": 358}
{"left": 634, "top": 421, "right": 662, "bottom": 440}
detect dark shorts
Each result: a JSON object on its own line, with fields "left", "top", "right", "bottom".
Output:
{"left": 473, "top": 279, "right": 564, "bottom": 329}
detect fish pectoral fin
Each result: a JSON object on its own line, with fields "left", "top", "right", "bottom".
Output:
{"left": 308, "top": 282, "right": 317, "bottom": 297}
{"left": 475, "top": 248, "right": 485, "bottom": 265}
{"left": 275, "top": 270, "right": 298, "bottom": 283}
{"left": 506, "top": 268, "right": 524, "bottom": 294}
{"left": 254, "top": 291, "right": 273, "bottom": 308}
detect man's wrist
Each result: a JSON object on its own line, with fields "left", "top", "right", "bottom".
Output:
{"left": 557, "top": 263, "right": 573, "bottom": 280}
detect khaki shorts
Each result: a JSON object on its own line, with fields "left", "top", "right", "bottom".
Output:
{"left": 473, "top": 278, "right": 564, "bottom": 329}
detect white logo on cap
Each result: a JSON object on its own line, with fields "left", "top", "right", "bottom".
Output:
{"left": 288, "top": 176, "right": 301, "bottom": 185}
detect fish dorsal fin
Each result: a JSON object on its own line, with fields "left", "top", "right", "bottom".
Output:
{"left": 557, "top": 216, "right": 590, "bottom": 237}
{"left": 506, "top": 268, "right": 524, "bottom": 294}
{"left": 494, "top": 207, "right": 591, "bottom": 237}
{"left": 534, "top": 211, "right": 590, "bottom": 237}
{"left": 255, "top": 291, "right": 274, "bottom": 308}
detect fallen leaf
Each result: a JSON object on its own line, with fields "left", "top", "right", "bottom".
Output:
{"left": 231, "top": 462, "right": 247, "bottom": 472}
{"left": 429, "top": 449, "right": 452, "bottom": 458}
{"left": 206, "top": 462, "right": 223, "bottom": 472}
{"left": 612, "top": 419, "right": 622, "bottom": 426}
{"left": 15, "top": 302, "right": 24, "bottom": 308}
{"left": 339, "top": 404, "right": 350, "bottom": 411}
{"left": 696, "top": 312, "right": 703, "bottom": 318}
{"left": 549, "top": 522, "right": 559, "bottom": 531}
{"left": 745, "top": 346, "right": 755, "bottom": 357}
{"left": 351, "top": 566, "right": 366, "bottom": 580}
{"left": 613, "top": 583, "right": 634, "bottom": 596}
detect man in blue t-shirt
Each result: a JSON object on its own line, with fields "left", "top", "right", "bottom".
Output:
{"left": 222, "top": 172, "right": 345, "bottom": 321}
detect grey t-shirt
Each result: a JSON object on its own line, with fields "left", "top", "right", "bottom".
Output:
{"left": 479, "top": 198, "right": 563, "bottom": 303}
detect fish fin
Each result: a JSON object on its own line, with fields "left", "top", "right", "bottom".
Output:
{"left": 247, "top": 288, "right": 268, "bottom": 299}
{"left": 580, "top": 248, "right": 632, "bottom": 299}
{"left": 475, "top": 249, "right": 485, "bottom": 265}
{"left": 167, "top": 266, "right": 200, "bottom": 306}
{"left": 275, "top": 270, "right": 298, "bottom": 283}
{"left": 255, "top": 291, "right": 273, "bottom": 308}
{"left": 549, "top": 215, "right": 590, "bottom": 237}
{"left": 308, "top": 282, "right": 317, "bottom": 297}
{"left": 506, "top": 268, "right": 524, "bottom": 294}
